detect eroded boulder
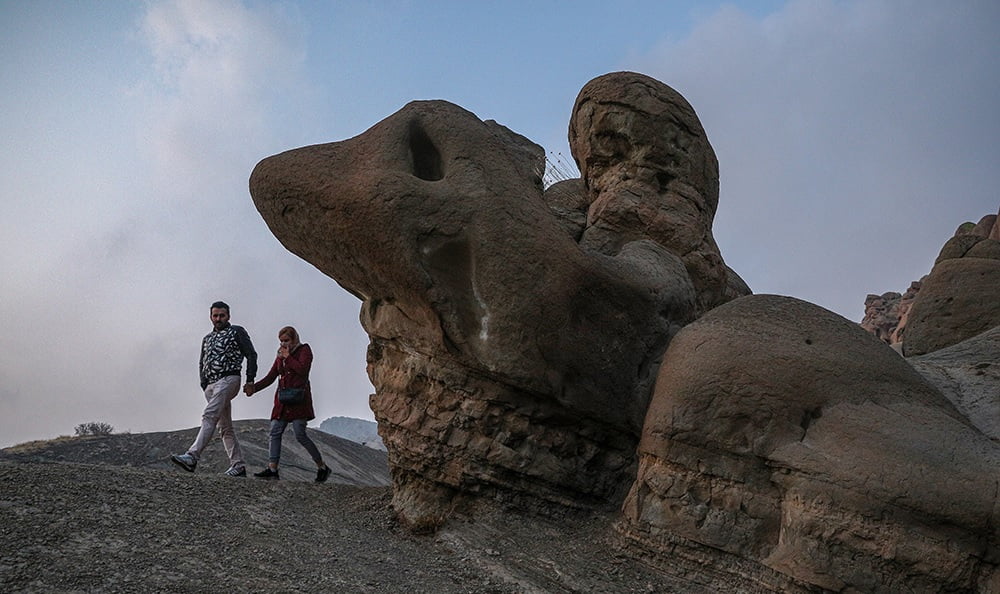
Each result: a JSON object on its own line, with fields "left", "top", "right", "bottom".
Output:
{"left": 621, "top": 294, "right": 1000, "bottom": 592}
{"left": 903, "top": 212, "right": 1000, "bottom": 356}
{"left": 250, "top": 74, "right": 745, "bottom": 528}
{"left": 570, "top": 72, "right": 744, "bottom": 315}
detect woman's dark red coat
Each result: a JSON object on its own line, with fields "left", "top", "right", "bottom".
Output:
{"left": 252, "top": 343, "right": 315, "bottom": 421}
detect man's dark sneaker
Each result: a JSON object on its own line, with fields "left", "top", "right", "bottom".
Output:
{"left": 170, "top": 453, "right": 197, "bottom": 472}
{"left": 253, "top": 467, "right": 279, "bottom": 480}
{"left": 224, "top": 465, "right": 247, "bottom": 477}
{"left": 315, "top": 466, "right": 331, "bottom": 483}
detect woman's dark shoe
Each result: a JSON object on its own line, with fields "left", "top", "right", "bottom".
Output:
{"left": 315, "top": 466, "right": 331, "bottom": 483}
{"left": 253, "top": 467, "right": 279, "bottom": 480}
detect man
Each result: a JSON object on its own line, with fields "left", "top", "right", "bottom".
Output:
{"left": 171, "top": 301, "right": 257, "bottom": 477}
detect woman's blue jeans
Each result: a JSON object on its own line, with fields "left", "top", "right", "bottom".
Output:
{"left": 269, "top": 419, "right": 323, "bottom": 465}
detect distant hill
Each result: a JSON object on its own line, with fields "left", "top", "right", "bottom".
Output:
{"left": 0, "top": 418, "right": 389, "bottom": 486}
{"left": 318, "top": 416, "right": 385, "bottom": 451}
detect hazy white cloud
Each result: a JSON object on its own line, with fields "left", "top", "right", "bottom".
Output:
{"left": 0, "top": 0, "right": 369, "bottom": 447}
{"left": 137, "top": 0, "right": 308, "bottom": 196}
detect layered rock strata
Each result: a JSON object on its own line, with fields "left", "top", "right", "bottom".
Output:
{"left": 249, "top": 73, "right": 746, "bottom": 528}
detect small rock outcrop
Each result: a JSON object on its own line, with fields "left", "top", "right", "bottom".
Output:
{"left": 859, "top": 280, "right": 922, "bottom": 348}
{"left": 903, "top": 210, "right": 1000, "bottom": 356}
{"left": 250, "top": 72, "right": 746, "bottom": 529}
{"left": 621, "top": 294, "right": 1000, "bottom": 593}
{"left": 861, "top": 290, "right": 903, "bottom": 343}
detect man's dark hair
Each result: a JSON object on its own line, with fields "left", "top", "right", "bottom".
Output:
{"left": 210, "top": 301, "right": 230, "bottom": 312}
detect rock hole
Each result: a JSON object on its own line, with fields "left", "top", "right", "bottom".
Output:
{"left": 656, "top": 171, "right": 674, "bottom": 191}
{"left": 799, "top": 407, "right": 822, "bottom": 432}
{"left": 409, "top": 121, "right": 443, "bottom": 181}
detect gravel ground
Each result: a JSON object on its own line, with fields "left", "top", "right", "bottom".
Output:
{"left": 0, "top": 460, "right": 711, "bottom": 593}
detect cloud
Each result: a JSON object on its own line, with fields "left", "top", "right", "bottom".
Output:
{"left": 137, "top": 0, "right": 308, "bottom": 194}
{"left": 629, "top": 0, "right": 1000, "bottom": 319}
{"left": 0, "top": 0, "right": 370, "bottom": 447}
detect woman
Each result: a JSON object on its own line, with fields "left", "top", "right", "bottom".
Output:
{"left": 245, "top": 326, "right": 331, "bottom": 482}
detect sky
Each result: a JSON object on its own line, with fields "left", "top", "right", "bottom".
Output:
{"left": 1, "top": 0, "right": 997, "bottom": 448}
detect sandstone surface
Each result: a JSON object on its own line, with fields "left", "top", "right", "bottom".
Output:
{"left": 971, "top": 213, "right": 998, "bottom": 239}
{"left": 569, "top": 72, "right": 747, "bottom": 315}
{"left": 903, "top": 243, "right": 1000, "bottom": 356}
{"left": 250, "top": 73, "right": 746, "bottom": 529}
{"left": 909, "top": 325, "right": 1000, "bottom": 441}
{"left": 621, "top": 294, "right": 1000, "bottom": 593}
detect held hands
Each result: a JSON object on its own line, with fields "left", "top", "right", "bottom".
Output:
{"left": 243, "top": 383, "right": 255, "bottom": 397}
{"left": 277, "top": 345, "right": 289, "bottom": 359}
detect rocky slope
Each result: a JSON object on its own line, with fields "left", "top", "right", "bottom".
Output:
{"left": 0, "top": 460, "right": 710, "bottom": 593}
{"left": 0, "top": 420, "right": 729, "bottom": 592}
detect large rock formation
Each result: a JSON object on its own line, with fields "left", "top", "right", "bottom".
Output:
{"left": 250, "top": 72, "right": 999, "bottom": 591}
{"left": 621, "top": 294, "right": 1000, "bottom": 592}
{"left": 250, "top": 72, "right": 747, "bottom": 528}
